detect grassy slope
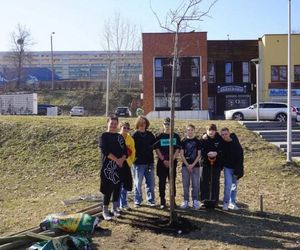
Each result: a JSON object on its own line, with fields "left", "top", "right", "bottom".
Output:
{"left": 0, "top": 116, "right": 299, "bottom": 249}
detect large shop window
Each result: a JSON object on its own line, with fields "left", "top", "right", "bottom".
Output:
{"left": 155, "top": 58, "right": 163, "bottom": 78}
{"left": 208, "top": 62, "right": 216, "bottom": 83}
{"left": 225, "top": 62, "right": 233, "bottom": 83}
{"left": 155, "top": 93, "right": 181, "bottom": 108}
{"left": 295, "top": 65, "right": 300, "bottom": 82}
{"left": 192, "top": 94, "right": 200, "bottom": 109}
{"left": 242, "top": 62, "right": 250, "bottom": 83}
{"left": 191, "top": 58, "right": 200, "bottom": 77}
{"left": 271, "top": 65, "right": 287, "bottom": 81}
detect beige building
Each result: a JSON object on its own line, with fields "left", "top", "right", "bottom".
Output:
{"left": 259, "top": 34, "right": 300, "bottom": 106}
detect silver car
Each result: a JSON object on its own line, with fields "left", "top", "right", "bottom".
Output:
{"left": 70, "top": 106, "right": 84, "bottom": 116}
{"left": 224, "top": 102, "right": 297, "bottom": 122}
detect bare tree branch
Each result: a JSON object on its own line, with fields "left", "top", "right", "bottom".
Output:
{"left": 9, "top": 24, "right": 34, "bottom": 88}
{"left": 151, "top": 0, "right": 218, "bottom": 33}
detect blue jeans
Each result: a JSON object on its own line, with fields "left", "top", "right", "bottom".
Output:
{"left": 119, "top": 183, "right": 128, "bottom": 208}
{"left": 133, "top": 164, "right": 155, "bottom": 204}
{"left": 182, "top": 166, "right": 200, "bottom": 201}
{"left": 223, "top": 167, "right": 238, "bottom": 204}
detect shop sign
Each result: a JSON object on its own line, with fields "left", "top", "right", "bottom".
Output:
{"left": 269, "top": 89, "right": 300, "bottom": 96}
{"left": 217, "top": 85, "right": 246, "bottom": 94}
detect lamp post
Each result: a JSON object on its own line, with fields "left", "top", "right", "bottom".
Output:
{"left": 105, "top": 66, "right": 110, "bottom": 117}
{"left": 287, "top": 0, "right": 292, "bottom": 162}
{"left": 50, "top": 32, "right": 55, "bottom": 90}
{"left": 251, "top": 58, "right": 260, "bottom": 121}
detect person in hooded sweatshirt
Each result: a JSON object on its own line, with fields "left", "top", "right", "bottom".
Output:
{"left": 220, "top": 127, "right": 244, "bottom": 211}
{"left": 200, "top": 123, "right": 223, "bottom": 208}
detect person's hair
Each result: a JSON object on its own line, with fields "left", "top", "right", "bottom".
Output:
{"left": 107, "top": 115, "right": 118, "bottom": 123}
{"left": 135, "top": 116, "right": 150, "bottom": 130}
{"left": 119, "top": 121, "right": 130, "bottom": 128}
{"left": 220, "top": 127, "right": 230, "bottom": 133}
{"left": 206, "top": 123, "right": 217, "bottom": 131}
{"left": 186, "top": 124, "right": 195, "bottom": 130}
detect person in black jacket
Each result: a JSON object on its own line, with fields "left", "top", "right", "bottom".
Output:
{"left": 220, "top": 127, "right": 244, "bottom": 211}
{"left": 99, "top": 115, "right": 127, "bottom": 220}
{"left": 200, "top": 123, "right": 223, "bottom": 208}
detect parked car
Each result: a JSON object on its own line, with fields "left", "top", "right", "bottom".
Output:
{"left": 115, "top": 107, "right": 132, "bottom": 117}
{"left": 296, "top": 107, "right": 300, "bottom": 122}
{"left": 38, "top": 104, "right": 61, "bottom": 115}
{"left": 224, "top": 102, "right": 297, "bottom": 122}
{"left": 70, "top": 106, "right": 84, "bottom": 116}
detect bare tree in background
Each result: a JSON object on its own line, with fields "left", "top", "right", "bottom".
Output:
{"left": 10, "top": 24, "right": 34, "bottom": 89}
{"left": 151, "top": 0, "right": 218, "bottom": 225}
{"left": 101, "top": 12, "right": 141, "bottom": 113}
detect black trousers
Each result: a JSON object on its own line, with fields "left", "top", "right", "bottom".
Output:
{"left": 157, "top": 160, "right": 177, "bottom": 205}
{"left": 200, "top": 165, "right": 221, "bottom": 205}
{"left": 103, "top": 182, "right": 121, "bottom": 205}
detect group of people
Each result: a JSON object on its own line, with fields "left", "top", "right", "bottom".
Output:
{"left": 99, "top": 115, "right": 244, "bottom": 221}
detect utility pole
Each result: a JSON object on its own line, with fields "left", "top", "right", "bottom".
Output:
{"left": 51, "top": 32, "right": 55, "bottom": 90}
{"left": 251, "top": 58, "right": 260, "bottom": 121}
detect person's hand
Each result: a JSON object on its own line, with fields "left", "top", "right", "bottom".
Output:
{"left": 116, "top": 158, "right": 124, "bottom": 167}
{"left": 187, "top": 165, "right": 193, "bottom": 173}
{"left": 163, "top": 160, "right": 170, "bottom": 168}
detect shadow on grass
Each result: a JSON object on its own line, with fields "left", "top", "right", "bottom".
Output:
{"left": 93, "top": 205, "right": 300, "bottom": 249}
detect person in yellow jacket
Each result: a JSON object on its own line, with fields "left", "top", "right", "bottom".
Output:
{"left": 118, "top": 121, "right": 136, "bottom": 210}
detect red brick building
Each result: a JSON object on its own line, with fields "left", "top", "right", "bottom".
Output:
{"left": 142, "top": 32, "right": 208, "bottom": 114}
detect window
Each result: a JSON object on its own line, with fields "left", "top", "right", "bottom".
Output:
{"left": 242, "top": 62, "right": 250, "bottom": 83}
{"left": 225, "top": 62, "right": 233, "bottom": 83}
{"left": 155, "top": 93, "right": 168, "bottom": 108}
{"left": 271, "top": 65, "right": 287, "bottom": 81}
{"left": 192, "top": 94, "right": 200, "bottom": 109}
{"left": 155, "top": 58, "right": 162, "bottom": 78}
{"left": 155, "top": 93, "right": 181, "bottom": 108}
{"left": 295, "top": 65, "right": 300, "bottom": 82}
{"left": 168, "top": 93, "right": 181, "bottom": 108}
{"left": 208, "top": 62, "right": 215, "bottom": 83}
{"left": 191, "top": 58, "right": 199, "bottom": 77}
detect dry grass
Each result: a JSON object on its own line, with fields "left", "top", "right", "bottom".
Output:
{"left": 0, "top": 116, "right": 300, "bottom": 249}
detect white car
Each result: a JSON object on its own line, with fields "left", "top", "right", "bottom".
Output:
{"left": 224, "top": 102, "right": 297, "bottom": 122}
{"left": 70, "top": 106, "right": 84, "bottom": 116}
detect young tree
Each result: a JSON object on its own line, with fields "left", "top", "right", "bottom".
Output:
{"left": 151, "top": 0, "right": 218, "bottom": 224}
{"left": 9, "top": 24, "right": 34, "bottom": 89}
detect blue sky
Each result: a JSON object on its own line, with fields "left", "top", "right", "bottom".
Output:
{"left": 0, "top": 0, "right": 299, "bottom": 51}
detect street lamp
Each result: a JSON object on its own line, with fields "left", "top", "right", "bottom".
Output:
{"left": 50, "top": 32, "right": 55, "bottom": 90}
{"left": 251, "top": 58, "right": 260, "bottom": 121}
{"left": 287, "top": 0, "right": 292, "bottom": 162}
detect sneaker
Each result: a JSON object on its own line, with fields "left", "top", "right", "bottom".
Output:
{"left": 147, "top": 201, "right": 156, "bottom": 207}
{"left": 222, "top": 203, "right": 229, "bottom": 211}
{"left": 112, "top": 210, "right": 121, "bottom": 217}
{"left": 193, "top": 200, "right": 200, "bottom": 209}
{"left": 160, "top": 204, "right": 166, "bottom": 209}
{"left": 180, "top": 200, "right": 189, "bottom": 209}
{"left": 102, "top": 211, "right": 112, "bottom": 221}
{"left": 134, "top": 203, "right": 141, "bottom": 208}
{"left": 120, "top": 205, "right": 131, "bottom": 211}
{"left": 199, "top": 201, "right": 205, "bottom": 208}
{"left": 228, "top": 203, "right": 239, "bottom": 210}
